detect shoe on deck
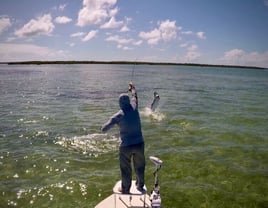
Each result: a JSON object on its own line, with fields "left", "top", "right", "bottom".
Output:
{"left": 117, "top": 187, "right": 130, "bottom": 194}
{"left": 113, "top": 181, "right": 147, "bottom": 195}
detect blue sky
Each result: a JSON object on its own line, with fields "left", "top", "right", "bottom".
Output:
{"left": 0, "top": 0, "right": 268, "bottom": 67}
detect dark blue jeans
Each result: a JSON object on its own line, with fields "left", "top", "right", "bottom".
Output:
{"left": 119, "top": 142, "right": 145, "bottom": 193}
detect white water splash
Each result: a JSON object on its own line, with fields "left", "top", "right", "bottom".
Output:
{"left": 141, "top": 107, "right": 165, "bottom": 122}
{"left": 56, "top": 133, "right": 119, "bottom": 156}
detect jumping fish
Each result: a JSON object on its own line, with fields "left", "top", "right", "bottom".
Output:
{"left": 150, "top": 91, "right": 160, "bottom": 112}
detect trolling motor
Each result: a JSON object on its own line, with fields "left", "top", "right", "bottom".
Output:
{"left": 149, "top": 156, "right": 162, "bottom": 208}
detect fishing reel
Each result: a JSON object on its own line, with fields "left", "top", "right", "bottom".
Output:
{"left": 149, "top": 156, "right": 162, "bottom": 208}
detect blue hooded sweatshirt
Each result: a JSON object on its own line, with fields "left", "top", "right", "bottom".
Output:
{"left": 101, "top": 88, "right": 144, "bottom": 147}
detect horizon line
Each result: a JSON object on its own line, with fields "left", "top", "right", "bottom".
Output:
{"left": 0, "top": 60, "right": 267, "bottom": 70}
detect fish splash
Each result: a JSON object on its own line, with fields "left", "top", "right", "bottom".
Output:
{"left": 141, "top": 107, "right": 165, "bottom": 122}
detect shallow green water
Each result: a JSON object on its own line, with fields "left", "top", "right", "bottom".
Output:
{"left": 0, "top": 64, "right": 268, "bottom": 207}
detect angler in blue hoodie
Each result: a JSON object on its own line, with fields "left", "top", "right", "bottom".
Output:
{"left": 101, "top": 82, "right": 145, "bottom": 194}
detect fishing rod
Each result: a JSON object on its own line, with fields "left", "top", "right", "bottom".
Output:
{"left": 128, "top": 59, "right": 137, "bottom": 95}
{"left": 131, "top": 58, "right": 138, "bottom": 82}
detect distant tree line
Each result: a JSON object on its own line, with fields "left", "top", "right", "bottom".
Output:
{"left": 2, "top": 60, "right": 266, "bottom": 70}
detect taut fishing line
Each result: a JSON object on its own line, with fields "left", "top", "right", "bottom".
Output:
{"left": 131, "top": 58, "right": 138, "bottom": 82}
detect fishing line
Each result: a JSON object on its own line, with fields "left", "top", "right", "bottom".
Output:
{"left": 131, "top": 58, "right": 138, "bottom": 82}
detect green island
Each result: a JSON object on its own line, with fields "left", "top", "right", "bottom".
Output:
{"left": 1, "top": 60, "right": 267, "bottom": 70}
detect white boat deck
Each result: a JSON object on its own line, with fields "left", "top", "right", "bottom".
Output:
{"left": 95, "top": 180, "right": 151, "bottom": 208}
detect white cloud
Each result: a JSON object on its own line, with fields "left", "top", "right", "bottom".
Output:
{"left": 139, "top": 19, "right": 178, "bottom": 45}
{"left": 15, "top": 14, "right": 54, "bottom": 38}
{"left": 185, "top": 44, "right": 201, "bottom": 61}
{"left": 105, "top": 35, "right": 133, "bottom": 45}
{"left": 220, "top": 49, "right": 268, "bottom": 67}
{"left": 120, "top": 25, "right": 130, "bottom": 32}
{"left": 181, "top": 31, "right": 193, "bottom": 35}
{"left": 55, "top": 16, "right": 72, "bottom": 24}
{"left": 117, "top": 44, "right": 132, "bottom": 50}
{"left": 159, "top": 20, "right": 177, "bottom": 41}
{"left": 196, "top": 31, "right": 206, "bottom": 39}
{"left": 108, "top": 7, "right": 119, "bottom": 17}
{"left": 100, "top": 16, "right": 123, "bottom": 29}
{"left": 70, "top": 32, "right": 85, "bottom": 37}
{"left": 105, "top": 35, "right": 142, "bottom": 49}
{"left": 77, "top": 0, "right": 117, "bottom": 27}
{"left": 178, "top": 44, "right": 201, "bottom": 62}
{"left": 69, "top": 43, "right": 75, "bottom": 47}
{"left": 6, "top": 37, "right": 16, "bottom": 42}
{"left": 180, "top": 43, "right": 189, "bottom": 48}
{"left": 139, "top": 29, "right": 161, "bottom": 45}
{"left": 82, "top": 30, "right": 98, "bottom": 42}
{"left": 120, "top": 17, "right": 131, "bottom": 32}
{"left": 222, "top": 49, "right": 245, "bottom": 62}
{"left": 59, "top": 4, "right": 67, "bottom": 11}
{"left": 0, "top": 17, "right": 12, "bottom": 34}
{"left": 133, "top": 40, "right": 143, "bottom": 46}
{"left": 188, "top": 44, "right": 198, "bottom": 51}
{"left": 184, "top": 51, "right": 201, "bottom": 62}
{"left": 181, "top": 30, "right": 206, "bottom": 40}
{"left": 0, "top": 43, "right": 69, "bottom": 61}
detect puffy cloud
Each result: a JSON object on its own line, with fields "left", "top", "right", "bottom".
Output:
{"left": 82, "top": 30, "right": 98, "bottom": 42}
{"left": 120, "top": 25, "right": 130, "bottom": 32}
{"left": 55, "top": 16, "right": 72, "bottom": 24}
{"left": 139, "top": 19, "right": 177, "bottom": 45}
{"left": 159, "top": 20, "right": 177, "bottom": 41}
{"left": 100, "top": 16, "right": 123, "bottom": 29}
{"left": 77, "top": 0, "right": 117, "bottom": 27}
{"left": 223, "top": 49, "right": 245, "bottom": 62}
{"left": 196, "top": 31, "right": 206, "bottom": 39}
{"left": 0, "top": 17, "right": 12, "bottom": 34}
{"left": 139, "top": 29, "right": 161, "bottom": 45}
{"left": 15, "top": 14, "right": 54, "bottom": 38}
{"left": 221, "top": 49, "right": 268, "bottom": 67}
{"left": 108, "top": 7, "right": 119, "bottom": 17}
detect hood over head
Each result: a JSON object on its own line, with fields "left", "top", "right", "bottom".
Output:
{"left": 119, "top": 93, "right": 130, "bottom": 110}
